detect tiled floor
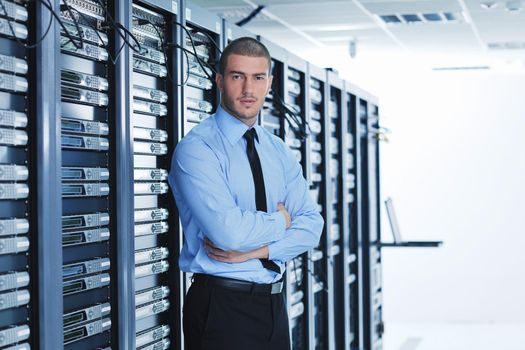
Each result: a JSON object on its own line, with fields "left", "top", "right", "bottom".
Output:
{"left": 383, "top": 322, "right": 525, "bottom": 350}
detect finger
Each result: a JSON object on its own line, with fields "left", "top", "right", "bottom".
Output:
{"left": 277, "top": 202, "right": 285, "bottom": 210}
{"left": 204, "top": 237, "right": 216, "bottom": 247}
{"left": 208, "top": 252, "right": 231, "bottom": 263}
{"left": 208, "top": 248, "right": 229, "bottom": 258}
{"left": 204, "top": 240, "right": 223, "bottom": 252}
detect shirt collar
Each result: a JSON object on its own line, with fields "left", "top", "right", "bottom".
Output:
{"left": 216, "top": 105, "right": 261, "bottom": 146}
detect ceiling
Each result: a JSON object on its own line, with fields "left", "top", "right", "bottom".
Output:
{"left": 190, "top": 0, "right": 525, "bottom": 71}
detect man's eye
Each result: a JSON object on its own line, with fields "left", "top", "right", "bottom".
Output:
{"left": 256, "top": 76, "right": 266, "bottom": 80}
{"left": 232, "top": 75, "right": 241, "bottom": 80}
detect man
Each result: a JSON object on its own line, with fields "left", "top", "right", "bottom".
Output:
{"left": 169, "top": 37, "right": 324, "bottom": 350}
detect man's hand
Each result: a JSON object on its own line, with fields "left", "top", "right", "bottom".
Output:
{"left": 277, "top": 202, "right": 291, "bottom": 229}
{"left": 205, "top": 238, "right": 269, "bottom": 263}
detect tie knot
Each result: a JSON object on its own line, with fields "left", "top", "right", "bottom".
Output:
{"left": 243, "top": 128, "right": 258, "bottom": 143}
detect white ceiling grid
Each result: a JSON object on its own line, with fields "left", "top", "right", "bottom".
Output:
{"left": 191, "top": 0, "right": 525, "bottom": 69}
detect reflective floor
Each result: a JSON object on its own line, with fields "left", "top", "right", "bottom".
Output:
{"left": 383, "top": 322, "right": 525, "bottom": 350}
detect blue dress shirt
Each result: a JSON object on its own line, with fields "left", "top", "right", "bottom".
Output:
{"left": 169, "top": 106, "right": 324, "bottom": 283}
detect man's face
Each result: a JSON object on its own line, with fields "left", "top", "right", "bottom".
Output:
{"left": 216, "top": 54, "right": 273, "bottom": 126}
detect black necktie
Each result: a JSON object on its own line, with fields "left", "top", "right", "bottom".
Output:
{"left": 244, "top": 128, "right": 281, "bottom": 274}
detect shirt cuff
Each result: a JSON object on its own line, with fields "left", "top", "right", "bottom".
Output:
{"left": 267, "top": 239, "right": 283, "bottom": 261}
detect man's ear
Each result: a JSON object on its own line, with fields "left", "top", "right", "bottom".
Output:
{"left": 216, "top": 73, "right": 224, "bottom": 93}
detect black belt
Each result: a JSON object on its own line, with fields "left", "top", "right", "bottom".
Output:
{"left": 193, "top": 273, "right": 284, "bottom": 295}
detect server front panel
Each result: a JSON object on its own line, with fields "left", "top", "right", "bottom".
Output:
{"left": 307, "top": 74, "right": 329, "bottom": 350}
{"left": 0, "top": 2, "right": 32, "bottom": 349}
{"left": 131, "top": 3, "right": 172, "bottom": 349}
{"left": 284, "top": 64, "right": 310, "bottom": 350}
{"left": 328, "top": 83, "right": 346, "bottom": 350}
{"left": 345, "top": 90, "right": 359, "bottom": 350}
{"left": 59, "top": 1, "right": 113, "bottom": 348}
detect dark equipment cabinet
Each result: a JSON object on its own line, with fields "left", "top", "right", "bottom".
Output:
{"left": 0, "top": 1, "right": 34, "bottom": 349}
{"left": 343, "top": 81, "right": 361, "bottom": 350}
{"left": 326, "top": 71, "right": 347, "bottom": 350}
{"left": 307, "top": 63, "right": 331, "bottom": 350}
{"left": 58, "top": 0, "right": 117, "bottom": 348}
{"left": 131, "top": 2, "right": 175, "bottom": 350}
{"left": 358, "top": 96, "right": 384, "bottom": 350}
{"left": 284, "top": 52, "right": 312, "bottom": 350}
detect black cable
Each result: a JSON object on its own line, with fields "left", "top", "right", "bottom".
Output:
{"left": 64, "top": 5, "right": 141, "bottom": 65}
{"left": 0, "top": 0, "right": 82, "bottom": 50}
{"left": 180, "top": 47, "right": 190, "bottom": 87}
{"left": 61, "top": 2, "right": 106, "bottom": 48}
{"left": 114, "top": 21, "right": 142, "bottom": 53}
{"left": 135, "top": 18, "right": 189, "bottom": 87}
{"left": 59, "top": 0, "right": 88, "bottom": 50}
{"left": 306, "top": 257, "right": 330, "bottom": 292}
{"left": 92, "top": 0, "right": 142, "bottom": 57}
{"left": 271, "top": 89, "right": 310, "bottom": 140}
{"left": 145, "top": 19, "right": 174, "bottom": 83}
{"left": 190, "top": 29, "right": 222, "bottom": 54}
{"left": 110, "top": 22, "right": 142, "bottom": 65}
{"left": 169, "top": 43, "right": 217, "bottom": 77}
{"left": 235, "top": 5, "right": 265, "bottom": 27}
{"left": 172, "top": 21, "right": 216, "bottom": 83}
{"left": 0, "top": 0, "right": 54, "bottom": 49}
{"left": 282, "top": 101, "right": 309, "bottom": 138}
{"left": 60, "top": 0, "right": 127, "bottom": 64}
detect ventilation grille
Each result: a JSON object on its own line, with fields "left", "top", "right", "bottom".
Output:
{"left": 380, "top": 12, "right": 463, "bottom": 24}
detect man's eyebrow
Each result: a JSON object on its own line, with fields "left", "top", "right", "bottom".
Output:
{"left": 228, "top": 71, "right": 246, "bottom": 75}
{"left": 228, "top": 71, "right": 268, "bottom": 76}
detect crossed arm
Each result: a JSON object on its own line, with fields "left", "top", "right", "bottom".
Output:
{"left": 170, "top": 138, "right": 324, "bottom": 264}
{"left": 205, "top": 203, "right": 291, "bottom": 263}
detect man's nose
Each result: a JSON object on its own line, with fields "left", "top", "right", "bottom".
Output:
{"left": 242, "top": 77, "right": 254, "bottom": 94}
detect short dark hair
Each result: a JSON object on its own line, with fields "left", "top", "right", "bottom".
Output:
{"left": 219, "top": 37, "right": 272, "bottom": 75}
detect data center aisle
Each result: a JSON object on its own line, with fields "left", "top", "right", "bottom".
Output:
{"left": 383, "top": 322, "right": 525, "bottom": 350}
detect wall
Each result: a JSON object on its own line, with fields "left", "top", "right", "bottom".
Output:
{"left": 299, "top": 48, "right": 525, "bottom": 323}
{"left": 376, "top": 69, "right": 525, "bottom": 323}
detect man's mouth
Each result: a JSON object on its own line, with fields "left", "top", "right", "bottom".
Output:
{"left": 239, "top": 97, "right": 256, "bottom": 107}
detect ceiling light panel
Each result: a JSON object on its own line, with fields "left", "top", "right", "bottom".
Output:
{"left": 191, "top": 0, "right": 328, "bottom": 6}
{"left": 253, "top": 1, "right": 375, "bottom": 27}
{"left": 388, "top": 24, "right": 485, "bottom": 53}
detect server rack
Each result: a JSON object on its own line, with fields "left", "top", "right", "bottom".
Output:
{"left": 130, "top": 2, "right": 177, "bottom": 350}
{"left": 282, "top": 52, "right": 314, "bottom": 350}
{"left": 58, "top": 1, "right": 115, "bottom": 348}
{"left": 0, "top": 1, "right": 34, "bottom": 349}
{"left": 326, "top": 71, "right": 347, "bottom": 350}
{"left": 181, "top": 0, "right": 221, "bottom": 136}
{"left": 343, "top": 81, "right": 361, "bottom": 350}
{"left": 358, "top": 95, "right": 383, "bottom": 350}
{"left": 306, "top": 63, "right": 331, "bottom": 350}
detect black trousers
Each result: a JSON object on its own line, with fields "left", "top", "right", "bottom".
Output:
{"left": 183, "top": 279, "right": 291, "bottom": 350}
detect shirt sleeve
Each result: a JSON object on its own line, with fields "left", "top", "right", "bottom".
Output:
{"left": 169, "top": 138, "right": 286, "bottom": 251}
{"left": 267, "top": 142, "right": 324, "bottom": 262}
